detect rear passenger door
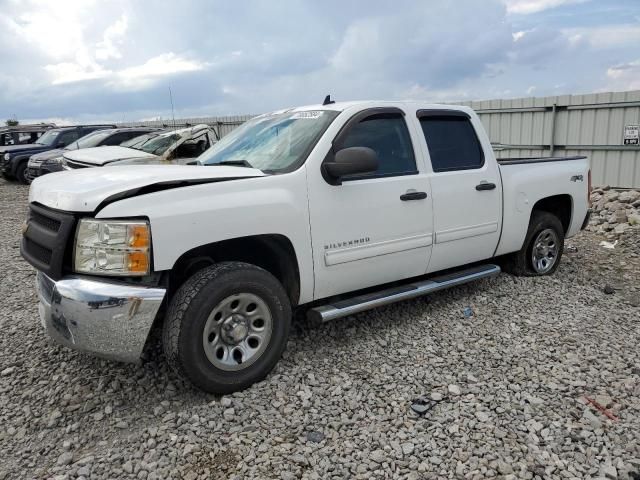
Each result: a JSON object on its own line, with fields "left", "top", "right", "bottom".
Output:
{"left": 307, "top": 107, "right": 434, "bottom": 300}
{"left": 418, "top": 110, "right": 502, "bottom": 273}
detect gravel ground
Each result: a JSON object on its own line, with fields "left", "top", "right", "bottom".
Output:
{"left": 1, "top": 178, "right": 639, "bottom": 480}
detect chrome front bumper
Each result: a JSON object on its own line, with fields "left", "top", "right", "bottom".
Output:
{"left": 36, "top": 273, "right": 166, "bottom": 362}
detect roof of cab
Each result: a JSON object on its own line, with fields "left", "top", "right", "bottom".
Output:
{"left": 268, "top": 100, "right": 472, "bottom": 115}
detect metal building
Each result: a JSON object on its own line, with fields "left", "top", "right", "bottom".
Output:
{"left": 121, "top": 91, "right": 640, "bottom": 188}
{"left": 120, "top": 115, "right": 254, "bottom": 141}
{"left": 457, "top": 90, "right": 640, "bottom": 188}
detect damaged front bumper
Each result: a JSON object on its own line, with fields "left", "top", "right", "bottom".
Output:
{"left": 36, "top": 272, "right": 166, "bottom": 362}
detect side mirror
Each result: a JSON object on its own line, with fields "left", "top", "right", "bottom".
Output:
{"left": 323, "top": 147, "right": 378, "bottom": 184}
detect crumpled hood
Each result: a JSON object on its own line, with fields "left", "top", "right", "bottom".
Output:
{"left": 64, "top": 146, "right": 156, "bottom": 166}
{"left": 29, "top": 165, "right": 265, "bottom": 212}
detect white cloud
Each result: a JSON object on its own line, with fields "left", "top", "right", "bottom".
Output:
{"left": 502, "top": 0, "right": 586, "bottom": 14}
{"left": 2, "top": 3, "right": 91, "bottom": 60}
{"left": 45, "top": 52, "right": 207, "bottom": 89}
{"left": 113, "top": 53, "right": 207, "bottom": 89}
{"left": 563, "top": 24, "right": 640, "bottom": 49}
{"left": 44, "top": 61, "right": 111, "bottom": 85}
{"left": 1, "top": 0, "right": 640, "bottom": 122}
{"left": 606, "top": 59, "right": 640, "bottom": 90}
{"left": 512, "top": 30, "right": 529, "bottom": 41}
{"left": 96, "top": 15, "right": 128, "bottom": 61}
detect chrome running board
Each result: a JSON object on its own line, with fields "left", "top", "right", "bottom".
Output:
{"left": 308, "top": 264, "right": 501, "bottom": 323}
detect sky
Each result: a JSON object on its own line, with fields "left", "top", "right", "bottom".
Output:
{"left": 0, "top": 0, "right": 639, "bottom": 124}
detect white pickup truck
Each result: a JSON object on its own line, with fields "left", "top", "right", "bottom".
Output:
{"left": 22, "top": 101, "right": 591, "bottom": 393}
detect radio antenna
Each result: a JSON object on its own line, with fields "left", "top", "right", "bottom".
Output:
{"left": 169, "top": 86, "right": 176, "bottom": 130}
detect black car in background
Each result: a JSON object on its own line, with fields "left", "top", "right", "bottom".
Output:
{"left": 0, "top": 124, "right": 115, "bottom": 183}
{"left": 25, "top": 127, "right": 161, "bottom": 182}
{"left": 0, "top": 124, "right": 56, "bottom": 147}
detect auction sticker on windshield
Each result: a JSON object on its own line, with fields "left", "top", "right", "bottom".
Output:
{"left": 292, "top": 111, "right": 324, "bottom": 119}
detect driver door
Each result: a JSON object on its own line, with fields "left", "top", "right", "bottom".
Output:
{"left": 307, "top": 107, "right": 434, "bottom": 300}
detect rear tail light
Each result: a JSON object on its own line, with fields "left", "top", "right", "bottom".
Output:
{"left": 587, "top": 169, "right": 592, "bottom": 207}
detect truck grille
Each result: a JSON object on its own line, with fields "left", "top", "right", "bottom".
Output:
{"left": 0, "top": 154, "right": 10, "bottom": 173}
{"left": 23, "top": 238, "right": 53, "bottom": 264}
{"left": 21, "top": 203, "right": 76, "bottom": 280}
{"left": 30, "top": 209, "right": 62, "bottom": 232}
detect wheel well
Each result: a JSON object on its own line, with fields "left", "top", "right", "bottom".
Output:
{"left": 531, "top": 194, "right": 572, "bottom": 233}
{"left": 12, "top": 156, "right": 28, "bottom": 174}
{"left": 169, "top": 234, "right": 300, "bottom": 306}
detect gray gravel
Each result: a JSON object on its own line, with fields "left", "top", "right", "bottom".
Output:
{"left": 1, "top": 178, "right": 639, "bottom": 479}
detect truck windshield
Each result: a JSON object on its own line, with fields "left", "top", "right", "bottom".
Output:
{"left": 198, "top": 110, "right": 339, "bottom": 172}
{"left": 35, "top": 130, "right": 59, "bottom": 146}
{"left": 122, "top": 132, "right": 181, "bottom": 156}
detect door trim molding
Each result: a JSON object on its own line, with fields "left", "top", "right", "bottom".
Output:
{"left": 435, "top": 221, "right": 498, "bottom": 244}
{"left": 325, "top": 233, "right": 432, "bottom": 266}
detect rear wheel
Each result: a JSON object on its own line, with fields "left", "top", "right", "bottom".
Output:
{"left": 503, "top": 211, "right": 564, "bottom": 276}
{"left": 163, "top": 262, "right": 291, "bottom": 394}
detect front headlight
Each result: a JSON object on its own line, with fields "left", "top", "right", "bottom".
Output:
{"left": 74, "top": 219, "right": 151, "bottom": 276}
{"left": 42, "top": 156, "right": 63, "bottom": 166}
{"left": 28, "top": 157, "right": 42, "bottom": 167}
{"left": 3, "top": 153, "right": 9, "bottom": 160}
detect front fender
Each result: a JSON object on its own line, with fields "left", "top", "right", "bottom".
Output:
{"left": 10, "top": 155, "right": 30, "bottom": 174}
{"left": 94, "top": 169, "right": 315, "bottom": 304}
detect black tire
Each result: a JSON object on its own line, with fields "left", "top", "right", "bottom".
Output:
{"left": 163, "top": 262, "right": 291, "bottom": 394}
{"left": 15, "top": 161, "right": 28, "bottom": 184}
{"left": 503, "top": 211, "right": 564, "bottom": 276}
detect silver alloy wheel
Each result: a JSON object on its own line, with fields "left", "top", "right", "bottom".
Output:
{"left": 531, "top": 228, "right": 559, "bottom": 273}
{"left": 202, "top": 293, "right": 273, "bottom": 371}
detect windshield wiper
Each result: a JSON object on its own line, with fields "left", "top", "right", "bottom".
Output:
{"left": 207, "top": 160, "right": 253, "bottom": 168}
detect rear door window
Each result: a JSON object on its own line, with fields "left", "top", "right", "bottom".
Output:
{"left": 419, "top": 116, "right": 484, "bottom": 172}
{"left": 18, "top": 132, "right": 34, "bottom": 144}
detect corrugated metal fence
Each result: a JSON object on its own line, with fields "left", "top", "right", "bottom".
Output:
{"left": 457, "top": 90, "right": 640, "bottom": 188}
{"left": 119, "top": 115, "right": 254, "bottom": 140}
{"left": 120, "top": 90, "right": 640, "bottom": 188}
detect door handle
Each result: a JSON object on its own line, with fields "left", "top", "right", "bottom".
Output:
{"left": 475, "top": 182, "right": 496, "bottom": 191}
{"left": 400, "top": 191, "right": 428, "bottom": 201}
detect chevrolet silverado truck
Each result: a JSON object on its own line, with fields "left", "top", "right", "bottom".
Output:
{"left": 60, "top": 124, "right": 216, "bottom": 169}
{"left": 21, "top": 101, "right": 591, "bottom": 394}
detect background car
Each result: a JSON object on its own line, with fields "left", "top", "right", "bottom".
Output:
{"left": 0, "top": 124, "right": 116, "bottom": 183}
{"left": 26, "top": 127, "right": 161, "bottom": 182}
{"left": 62, "top": 124, "right": 216, "bottom": 169}
{"left": 0, "top": 123, "right": 56, "bottom": 147}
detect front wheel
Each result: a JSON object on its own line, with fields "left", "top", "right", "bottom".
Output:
{"left": 15, "top": 162, "right": 28, "bottom": 184}
{"left": 163, "top": 262, "right": 291, "bottom": 394}
{"left": 503, "top": 211, "right": 564, "bottom": 276}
